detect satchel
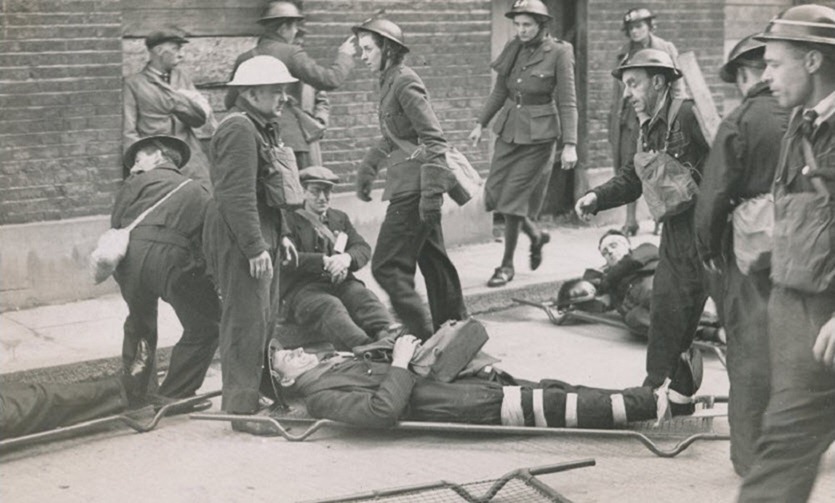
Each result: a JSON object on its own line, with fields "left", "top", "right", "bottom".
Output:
{"left": 732, "top": 194, "right": 774, "bottom": 274}
{"left": 633, "top": 99, "right": 700, "bottom": 221}
{"left": 383, "top": 124, "right": 483, "bottom": 207}
{"left": 770, "top": 136, "right": 835, "bottom": 293}
{"left": 90, "top": 179, "right": 191, "bottom": 284}
{"left": 260, "top": 137, "right": 305, "bottom": 209}
{"left": 289, "top": 103, "right": 327, "bottom": 143}
{"left": 410, "top": 318, "right": 489, "bottom": 382}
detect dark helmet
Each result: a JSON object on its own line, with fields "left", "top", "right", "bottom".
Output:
{"left": 612, "top": 48, "right": 683, "bottom": 81}
{"left": 755, "top": 4, "right": 835, "bottom": 46}
{"left": 623, "top": 8, "right": 655, "bottom": 28}
{"left": 719, "top": 34, "right": 766, "bottom": 83}
{"left": 352, "top": 17, "right": 409, "bottom": 53}
{"left": 258, "top": 1, "right": 304, "bottom": 24}
{"left": 123, "top": 135, "right": 190, "bottom": 170}
{"left": 556, "top": 279, "right": 598, "bottom": 308}
{"left": 504, "top": 0, "right": 552, "bottom": 20}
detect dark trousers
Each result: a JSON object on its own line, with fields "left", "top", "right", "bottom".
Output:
{"left": 0, "top": 379, "right": 127, "bottom": 439}
{"left": 737, "top": 288, "right": 835, "bottom": 502}
{"left": 204, "top": 210, "right": 275, "bottom": 413}
{"left": 723, "top": 260, "right": 771, "bottom": 477}
{"left": 372, "top": 194, "right": 467, "bottom": 341}
{"left": 288, "top": 279, "right": 393, "bottom": 351}
{"left": 115, "top": 241, "right": 220, "bottom": 399}
{"left": 644, "top": 212, "right": 709, "bottom": 390}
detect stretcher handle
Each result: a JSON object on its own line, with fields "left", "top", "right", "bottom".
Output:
{"left": 526, "top": 458, "right": 596, "bottom": 476}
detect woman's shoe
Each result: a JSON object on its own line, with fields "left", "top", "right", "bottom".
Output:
{"left": 621, "top": 223, "right": 639, "bottom": 237}
{"left": 529, "top": 231, "right": 551, "bottom": 270}
{"left": 487, "top": 266, "right": 515, "bottom": 287}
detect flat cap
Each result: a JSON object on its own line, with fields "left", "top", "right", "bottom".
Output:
{"left": 145, "top": 27, "right": 189, "bottom": 49}
{"left": 299, "top": 166, "right": 340, "bottom": 186}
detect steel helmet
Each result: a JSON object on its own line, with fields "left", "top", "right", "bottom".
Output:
{"left": 623, "top": 8, "right": 655, "bottom": 27}
{"left": 755, "top": 4, "right": 835, "bottom": 46}
{"left": 556, "top": 279, "right": 598, "bottom": 308}
{"left": 505, "top": 0, "right": 552, "bottom": 20}
{"left": 719, "top": 34, "right": 766, "bottom": 83}
{"left": 227, "top": 55, "right": 298, "bottom": 86}
{"left": 352, "top": 18, "right": 409, "bottom": 53}
{"left": 612, "top": 48, "right": 683, "bottom": 81}
{"left": 258, "top": 1, "right": 304, "bottom": 24}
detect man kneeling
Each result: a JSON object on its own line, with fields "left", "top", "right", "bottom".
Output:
{"left": 271, "top": 335, "right": 700, "bottom": 429}
{"left": 280, "top": 166, "right": 394, "bottom": 350}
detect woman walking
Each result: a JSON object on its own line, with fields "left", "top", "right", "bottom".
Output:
{"left": 353, "top": 18, "right": 467, "bottom": 341}
{"left": 469, "top": 0, "right": 578, "bottom": 287}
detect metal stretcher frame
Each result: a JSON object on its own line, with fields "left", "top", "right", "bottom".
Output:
{"left": 302, "top": 459, "right": 596, "bottom": 503}
{"left": 512, "top": 297, "right": 728, "bottom": 369}
{"left": 190, "top": 411, "right": 729, "bottom": 458}
{"left": 0, "top": 390, "right": 221, "bottom": 453}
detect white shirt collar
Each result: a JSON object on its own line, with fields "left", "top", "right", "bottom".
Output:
{"left": 809, "top": 90, "right": 835, "bottom": 126}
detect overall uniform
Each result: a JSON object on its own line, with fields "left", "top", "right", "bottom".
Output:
{"left": 478, "top": 33, "right": 578, "bottom": 218}
{"left": 281, "top": 208, "right": 392, "bottom": 350}
{"left": 291, "top": 354, "right": 658, "bottom": 429}
{"left": 694, "top": 81, "right": 788, "bottom": 476}
{"left": 357, "top": 63, "right": 466, "bottom": 341}
{"left": 738, "top": 104, "right": 835, "bottom": 503}
{"left": 596, "top": 243, "right": 659, "bottom": 336}
{"left": 203, "top": 100, "right": 284, "bottom": 414}
{"left": 112, "top": 164, "right": 219, "bottom": 399}
{"left": 591, "top": 94, "right": 710, "bottom": 391}
{"left": 124, "top": 66, "right": 212, "bottom": 189}
{"left": 226, "top": 33, "right": 351, "bottom": 168}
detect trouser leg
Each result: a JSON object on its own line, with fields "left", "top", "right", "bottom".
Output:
{"left": 737, "top": 288, "right": 835, "bottom": 502}
{"left": 158, "top": 269, "right": 221, "bottom": 398}
{"left": 290, "top": 285, "right": 372, "bottom": 351}
{"left": 417, "top": 217, "right": 467, "bottom": 335}
{"left": 0, "top": 379, "right": 128, "bottom": 439}
{"left": 724, "top": 261, "right": 771, "bottom": 477}
{"left": 372, "top": 194, "right": 434, "bottom": 340}
{"left": 116, "top": 261, "right": 160, "bottom": 396}
{"left": 644, "top": 216, "right": 708, "bottom": 389}
{"left": 336, "top": 279, "right": 394, "bottom": 337}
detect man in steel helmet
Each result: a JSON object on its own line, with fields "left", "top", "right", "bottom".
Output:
{"left": 226, "top": 1, "right": 356, "bottom": 168}
{"left": 737, "top": 5, "right": 835, "bottom": 501}
{"left": 693, "top": 33, "right": 789, "bottom": 477}
{"left": 203, "top": 55, "right": 299, "bottom": 435}
{"left": 576, "top": 48, "right": 710, "bottom": 416}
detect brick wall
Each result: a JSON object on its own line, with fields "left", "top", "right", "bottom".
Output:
{"left": 0, "top": 0, "right": 123, "bottom": 225}
{"left": 583, "top": 0, "right": 727, "bottom": 179}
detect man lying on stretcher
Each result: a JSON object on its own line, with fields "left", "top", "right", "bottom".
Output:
{"left": 562, "top": 230, "right": 724, "bottom": 344}
{"left": 269, "top": 323, "right": 704, "bottom": 430}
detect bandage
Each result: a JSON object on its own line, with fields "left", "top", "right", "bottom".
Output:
{"left": 610, "top": 393, "right": 627, "bottom": 427}
{"left": 500, "top": 386, "right": 525, "bottom": 426}
{"left": 565, "top": 393, "right": 578, "bottom": 428}
{"left": 532, "top": 389, "right": 548, "bottom": 427}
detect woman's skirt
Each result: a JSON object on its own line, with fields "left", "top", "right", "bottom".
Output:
{"left": 484, "top": 138, "right": 555, "bottom": 217}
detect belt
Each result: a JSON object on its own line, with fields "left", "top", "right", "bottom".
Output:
{"left": 510, "top": 94, "right": 554, "bottom": 106}
{"left": 132, "top": 225, "right": 192, "bottom": 249}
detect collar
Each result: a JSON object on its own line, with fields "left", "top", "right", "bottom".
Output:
{"left": 232, "top": 97, "right": 278, "bottom": 131}
{"left": 129, "top": 161, "right": 180, "bottom": 175}
{"left": 745, "top": 81, "right": 772, "bottom": 100}
{"left": 145, "top": 64, "right": 170, "bottom": 81}
{"left": 379, "top": 62, "right": 403, "bottom": 86}
{"left": 644, "top": 89, "right": 672, "bottom": 130}
{"left": 260, "top": 32, "right": 291, "bottom": 44}
{"left": 521, "top": 30, "right": 546, "bottom": 49}
{"left": 808, "top": 90, "right": 835, "bottom": 127}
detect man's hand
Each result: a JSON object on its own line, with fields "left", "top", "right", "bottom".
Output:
{"left": 392, "top": 335, "right": 421, "bottom": 369}
{"left": 561, "top": 143, "right": 578, "bottom": 170}
{"left": 248, "top": 251, "right": 273, "bottom": 280}
{"left": 574, "top": 192, "right": 598, "bottom": 220}
{"left": 356, "top": 174, "right": 373, "bottom": 202}
{"left": 323, "top": 253, "right": 352, "bottom": 277}
{"left": 468, "top": 124, "right": 483, "bottom": 148}
{"left": 281, "top": 236, "right": 298, "bottom": 267}
{"left": 813, "top": 317, "right": 835, "bottom": 371}
{"left": 419, "top": 194, "right": 443, "bottom": 226}
{"left": 338, "top": 35, "right": 357, "bottom": 57}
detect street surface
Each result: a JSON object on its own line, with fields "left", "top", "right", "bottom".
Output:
{"left": 2, "top": 306, "right": 833, "bottom": 503}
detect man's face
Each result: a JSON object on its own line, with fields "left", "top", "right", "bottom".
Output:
{"left": 272, "top": 348, "right": 320, "bottom": 382}
{"left": 132, "top": 146, "right": 162, "bottom": 173}
{"left": 278, "top": 20, "right": 300, "bottom": 44}
{"left": 513, "top": 14, "right": 541, "bottom": 43}
{"left": 599, "top": 234, "right": 632, "bottom": 267}
{"left": 763, "top": 41, "right": 813, "bottom": 108}
{"left": 247, "top": 84, "right": 289, "bottom": 119}
{"left": 154, "top": 42, "right": 185, "bottom": 72}
{"left": 358, "top": 33, "right": 381, "bottom": 72}
{"left": 627, "top": 21, "right": 650, "bottom": 44}
{"left": 622, "top": 68, "right": 662, "bottom": 115}
{"left": 303, "top": 182, "right": 332, "bottom": 215}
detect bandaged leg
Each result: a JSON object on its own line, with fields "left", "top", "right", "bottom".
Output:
{"left": 501, "top": 382, "right": 656, "bottom": 428}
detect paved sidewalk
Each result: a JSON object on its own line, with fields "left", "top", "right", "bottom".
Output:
{"left": 0, "top": 220, "right": 660, "bottom": 381}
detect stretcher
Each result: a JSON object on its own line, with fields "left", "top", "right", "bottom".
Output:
{"left": 191, "top": 395, "right": 729, "bottom": 458}
{"left": 512, "top": 297, "right": 728, "bottom": 369}
{"left": 0, "top": 390, "right": 220, "bottom": 454}
{"left": 303, "top": 459, "right": 596, "bottom": 503}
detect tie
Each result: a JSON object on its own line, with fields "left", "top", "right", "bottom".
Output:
{"left": 800, "top": 109, "right": 819, "bottom": 139}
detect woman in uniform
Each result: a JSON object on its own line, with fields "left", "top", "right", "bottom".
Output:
{"left": 353, "top": 18, "right": 467, "bottom": 342}
{"left": 469, "top": 0, "right": 578, "bottom": 287}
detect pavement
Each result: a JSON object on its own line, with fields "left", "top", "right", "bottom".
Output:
{"left": 0, "top": 219, "right": 662, "bottom": 383}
